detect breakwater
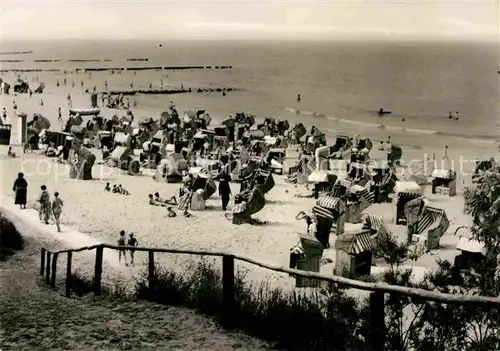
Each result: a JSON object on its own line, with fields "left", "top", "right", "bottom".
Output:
{"left": 0, "top": 65, "right": 233, "bottom": 73}
{"left": 106, "top": 87, "right": 236, "bottom": 96}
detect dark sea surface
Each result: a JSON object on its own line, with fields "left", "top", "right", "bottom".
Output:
{"left": 1, "top": 39, "right": 498, "bottom": 148}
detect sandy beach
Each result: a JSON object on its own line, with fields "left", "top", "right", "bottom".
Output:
{"left": 0, "top": 69, "right": 487, "bottom": 292}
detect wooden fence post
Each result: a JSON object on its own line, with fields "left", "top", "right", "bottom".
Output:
{"left": 45, "top": 251, "right": 51, "bottom": 285}
{"left": 66, "top": 251, "right": 72, "bottom": 297}
{"left": 369, "top": 291, "right": 386, "bottom": 351}
{"left": 94, "top": 246, "right": 103, "bottom": 296}
{"left": 40, "top": 248, "right": 46, "bottom": 275}
{"left": 50, "top": 252, "right": 58, "bottom": 288}
{"left": 148, "top": 250, "right": 155, "bottom": 291}
{"left": 222, "top": 255, "right": 235, "bottom": 327}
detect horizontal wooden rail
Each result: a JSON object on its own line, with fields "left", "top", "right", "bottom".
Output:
{"left": 41, "top": 244, "right": 500, "bottom": 307}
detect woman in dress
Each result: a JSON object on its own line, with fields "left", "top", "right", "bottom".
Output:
{"left": 52, "top": 192, "right": 64, "bottom": 232}
{"left": 13, "top": 173, "right": 28, "bottom": 209}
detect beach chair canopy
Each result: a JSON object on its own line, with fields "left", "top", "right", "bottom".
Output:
{"left": 431, "top": 168, "right": 456, "bottom": 180}
{"left": 394, "top": 181, "right": 421, "bottom": 194}
{"left": 152, "top": 130, "right": 164, "bottom": 141}
{"left": 194, "top": 131, "right": 206, "bottom": 139}
{"left": 263, "top": 135, "right": 277, "bottom": 146}
{"left": 334, "top": 230, "right": 373, "bottom": 255}
{"left": 357, "top": 138, "right": 373, "bottom": 151}
{"left": 114, "top": 132, "right": 130, "bottom": 145}
{"left": 184, "top": 110, "right": 197, "bottom": 120}
{"left": 317, "top": 195, "right": 345, "bottom": 212}
{"left": 308, "top": 170, "right": 335, "bottom": 184}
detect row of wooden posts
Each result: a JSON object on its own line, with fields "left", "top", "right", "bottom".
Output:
{"left": 40, "top": 244, "right": 500, "bottom": 351}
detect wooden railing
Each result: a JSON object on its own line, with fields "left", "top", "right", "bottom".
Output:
{"left": 40, "top": 244, "right": 500, "bottom": 351}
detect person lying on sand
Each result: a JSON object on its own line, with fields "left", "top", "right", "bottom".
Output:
{"left": 149, "top": 194, "right": 167, "bottom": 207}
{"left": 118, "top": 185, "right": 130, "bottom": 195}
{"left": 154, "top": 192, "right": 178, "bottom": 206}
{"left": 104, "top": 182, "right": 111, "bottom": 192}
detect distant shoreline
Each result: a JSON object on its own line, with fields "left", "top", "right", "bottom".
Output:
{"left": 0, "top": 65, "right": 232, "bottom": 73}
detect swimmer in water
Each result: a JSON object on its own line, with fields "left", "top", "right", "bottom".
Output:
{"left": 297, "top": 94, "right": 301, "bottom": 102}
{"left": 455, "top": 111, "right": 459, "bottom": 120}
{"left": 448, "top": 111, "right": 453, "bottom": 119}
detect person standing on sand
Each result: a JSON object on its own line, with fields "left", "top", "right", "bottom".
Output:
{"left": 12, "top": 173, "right": 28, "bottom": 209}
{"left": 218, "top": 173, "right": 232, "bottom": 211}
{"left": 127, "top": 233, "right": 138, "bottom": 265}
{"left": 37, "top": 185, "right": 51, "bottom": 224}
{"left": 13, "top": 101, "right": 17, "bottom": 116}
{"left": 2, "top": 107, "right": 7, "bottom": 123}
{"left": 117, "top": 230, "right": 128, "bottom": 265}
{"left": 52, "top": 192, "right": 64, "bottom": 232}
{"left": 67, "top": 94, "right": 72, "bottom": 108}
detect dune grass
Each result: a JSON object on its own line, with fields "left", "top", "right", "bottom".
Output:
{"left": 69, "top": 260, "right": 367, "bottom": 350}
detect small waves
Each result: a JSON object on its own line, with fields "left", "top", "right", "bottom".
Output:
{"left": 285, "top": 107, "right": 496, "bottom": 145}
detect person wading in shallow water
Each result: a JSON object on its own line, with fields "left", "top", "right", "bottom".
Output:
{"left": 12, "top": 172, "right": 28, "bottom": 209}
{"left": 52, "top": 192, "right": 64, "bottom": 232}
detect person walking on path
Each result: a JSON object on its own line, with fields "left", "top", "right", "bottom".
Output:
{"left": 127, "top": 233, "right": 138, "bottom": 266}
{"left": 12, "top": 172, "right": 28, "bottom": 209}
{"left": 52, "top": 192, "right": 64, "bottom": 232}
{"left": 117, "top": 230, "right": 128, "bottom": 266}
{"left": 218, "top": 173, "right": 232, "bottom": 211}
{"left": 37, "top": 185, "right": 51, "bottom": 224}
{"left": 1, "top": 107, "right": 7, "bottom": 124}
{"left": 58, "top": 107, "right": 63, "bottom": 123}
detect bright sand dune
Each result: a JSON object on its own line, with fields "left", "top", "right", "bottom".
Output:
{"left": 0, "top": 71, "right": 493, "bottom": 291}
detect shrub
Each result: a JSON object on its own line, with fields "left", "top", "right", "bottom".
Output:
{"left": 0, "top": 214, "right": 24, "bottom": 260}
{"left": 134, "top": 260, "right": 364, "bottom": 350}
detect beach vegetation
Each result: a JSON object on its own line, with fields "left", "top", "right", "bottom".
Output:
{"left": 36, "top": 173, "right": 500, "bottom": 350}
{"left": 0, "top": 214, "right": 25, "bottom": 260}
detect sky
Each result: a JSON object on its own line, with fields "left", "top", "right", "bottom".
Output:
{"left": 1, "top": 0, "right": 498, "bottom": 41}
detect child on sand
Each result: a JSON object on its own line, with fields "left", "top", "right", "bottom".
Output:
{"left": 127, "top": 233, "right": 138, "bottom": 265}
{"left": 52, "top": 192, "right": 64, "bottom": 232}
{"left": 117, "top": 230, "right": 128, "bottom": 266}
{"left": 105, "top": 182, "right": 111, "bottom": 192}
{"left": 167, "top": 207, "right": 177, "bottom": 217}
